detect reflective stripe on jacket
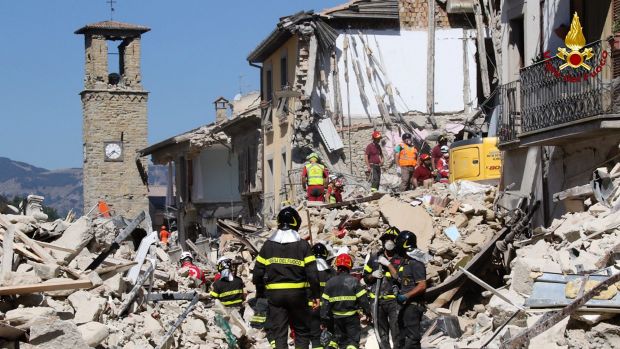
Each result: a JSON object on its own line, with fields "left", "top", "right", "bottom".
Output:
{"left": 398, "top": 144, "right": 418, "bottom": 167}
{"left": 305, "top": 163, "right": 325, "bottom": 185}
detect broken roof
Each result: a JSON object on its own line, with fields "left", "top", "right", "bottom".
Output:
{"left": 75, "top": 20, "right": 150, "bottom": 35}
{"left": 247, "top": 0, "right": 398, "bottom": 63}
{"left": 139, "top": 123, "right": 229, "bottom": 163}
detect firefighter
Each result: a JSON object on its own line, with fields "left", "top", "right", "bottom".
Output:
{"left": 178, "top": 251, "right": 206, "bottom": 289}
{"left": 326, "top": 175, "right": 344, "bottom": 204}
{"left": 252, "top": 206, "right": 321, "bottom": 349}
{"left": 210, "top": 257, "right": 245, "bottom": 314}
{"left": 362, "top": 226, "right": 403, "bottom": 349}
{"left": 384, "top": 231, "right": 427, "bottom": 349}
{"left": 321, "top": 253, "right": 371, "bottom": 349}
{"left": 310, "top": 243, "right": 337, "bottom": 348}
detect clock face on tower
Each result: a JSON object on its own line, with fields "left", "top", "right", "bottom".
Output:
{"left": 104, "top": 142, "right": 123, "bottom": 162}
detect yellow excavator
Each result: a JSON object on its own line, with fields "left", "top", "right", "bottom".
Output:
{"left": 449, "top": 137, "right": 501, "bottom": 184}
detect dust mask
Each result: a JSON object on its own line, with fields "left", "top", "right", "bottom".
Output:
{"left": 384, "top": 240, "right": 395, "bottom": 251}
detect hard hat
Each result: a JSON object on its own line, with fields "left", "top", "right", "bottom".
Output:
{"left": 401, "top": 133, "right": 413, "bottom": 141}
{"left": 277, "top": 206, "right": 302, "bottom": 231}
{"left": 372, "top": 131, "right": 382, "bottom": 139}
{"left": 420, "top": 153, "right": 431, "bottom": 161}
{"left": 312, "top": 243, "right": 329, "bottom": 260}
{"left": 180, "top": 251, "right": 193, "bottom": 263}
{"left": 441, "top": 145, "right": 449, "bottom": 154}
{"left": 335, "top": 253, "right": 353, "bottom": 269}
{"left": 438, "top": 135, "right": 448, "bottom": 143}
{"left": 380, "top": 226, "right": 400, "bottom": 241}
{"left": 216, "top": 256, "right": 232, "bottom": 272}
{"left": 306, "top": 152, "right": 319, "bottom": 160}
{"left": 328, "top": 174, "right": 338, "bottom": 182}
{"left": 395, "top": 230, "right": 417, "bottom": 254}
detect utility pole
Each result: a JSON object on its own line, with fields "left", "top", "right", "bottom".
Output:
{"left": 426, "top": 0, "right": 436, "bottom": 127}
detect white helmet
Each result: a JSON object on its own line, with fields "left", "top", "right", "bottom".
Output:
{"left": 180, "top": 251, "right": 193, "bottom": 263}
{"left": 440, "top": 145, "right": 449, "bottom": 154}
{"left": 217, "top": 257, "right": 232, "bottom": 271}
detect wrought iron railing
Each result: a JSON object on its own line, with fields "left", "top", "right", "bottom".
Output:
{"left": 497, "top": 80, "right": 521, "bottom": 144}
{"left": 520, "top": 40, "right": 614, "bottom": 133}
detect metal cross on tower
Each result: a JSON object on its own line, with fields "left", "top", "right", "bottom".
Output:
{"left": 107, "top": 0, "right": 116, "bottom": 20}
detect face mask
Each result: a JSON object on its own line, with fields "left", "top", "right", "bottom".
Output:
{"left": 384, "top": 240, "right": 395, "bottom": 251}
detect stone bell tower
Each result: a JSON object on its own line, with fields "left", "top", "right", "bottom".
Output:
{"left": 76, "top": 21, "right": 150, "bottom": 217}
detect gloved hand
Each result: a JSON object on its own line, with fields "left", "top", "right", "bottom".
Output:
{"left": 396, "top": 293, "right": 408, "bottom": 305}
{"left": 371, "top": 269, "right": 384, "bottom": 279}
{"left": 250, "top": 298, "right": 269, "bottom": 329}
{"left": 320, "top": 328, "right": 333, "bottom": 346}
{"left": 377, "top": 255, "right": 390, "bottom": 267}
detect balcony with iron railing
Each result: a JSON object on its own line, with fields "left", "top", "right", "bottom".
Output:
{"left": 497, "top": 39, "right": 620, "bottom": 147}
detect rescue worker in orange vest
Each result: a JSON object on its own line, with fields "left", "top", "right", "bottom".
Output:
{"left": 179, "top": 251, "right": 206, "bottom": 290}
{"left": 394, "top": 133, "right": 419, "bottom": 192}
{"left": 159, "top": 225, "right": 170, "bottom": 246}
{"left": 302, "top": 152, "right": 329, "bottom": 202}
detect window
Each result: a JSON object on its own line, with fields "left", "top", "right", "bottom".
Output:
{"left": 280, "top": 55, "right": 288, "bottom": 88}
{"left": 265, "top": 69, "right": 273, "bottom": 101}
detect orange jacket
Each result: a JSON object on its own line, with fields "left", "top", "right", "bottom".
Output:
{"left": 398, "top": 143, "right": 418, "bottom": 167}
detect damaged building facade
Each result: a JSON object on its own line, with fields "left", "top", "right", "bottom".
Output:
{"left": 247, "top": 0, "right": 490, "bottom": 216}
{"left": 495, "top": 0, "right": 620, "bottom": 226}
{"left": 139, "top": 93, "right": 262, "bottom": 246}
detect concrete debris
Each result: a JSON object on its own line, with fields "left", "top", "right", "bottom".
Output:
{"left": 2, "top": 171, "right": 620, "bottom": 349}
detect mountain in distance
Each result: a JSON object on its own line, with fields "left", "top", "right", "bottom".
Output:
{"left": 0, "top": 157, "right": 167, "bottom": 216}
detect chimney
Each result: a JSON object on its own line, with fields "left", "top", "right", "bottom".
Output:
{"left": 214, "top": 97, "right": 229, "bottom": 123}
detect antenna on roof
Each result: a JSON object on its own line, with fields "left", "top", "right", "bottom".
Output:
{"left": 107, "top": 0, "right": 116, "bottom": 20}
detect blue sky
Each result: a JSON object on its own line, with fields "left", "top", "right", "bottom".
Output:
{"left": 0, "top": 0, "right": 341, "bottom": 169}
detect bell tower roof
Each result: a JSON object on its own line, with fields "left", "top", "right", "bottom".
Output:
{"left": 75, "top": 20, "right": 150, "bottom": 35}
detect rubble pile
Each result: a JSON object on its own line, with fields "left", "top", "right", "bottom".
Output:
{"left": 2, "top": 167, "right": 620, "bottom": 349}
{"left": 423, "top": 166, "right": 620, "bottom": 349}
{"left": 0, "top": 211, "right": 261, "bottom": 349}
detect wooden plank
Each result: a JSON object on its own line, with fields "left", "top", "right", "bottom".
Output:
{"left": 552, "top": 184, "right": 593, "bottom": 202}
{"left": 37, "top": 241, "right": 78, "bottom": 254}
{"left": 59, "top": 266, "right": 83, "bottom": 279}
{"left": 0, "top": 322, "right": 26, "bottom": 340}
{"left": 96, "top": 261, "right": 137, "bottom": 275}
{"left": 0, "top": 230, "right": 42, "bottom": 263}
{"left": 217, "top": 221, "right": 259, "bottom": 255}
{"left": 0, "top": 279, "right": 93, "bottom": 296}
{"left": 473, "top": 0, "right": 491, "bottom": 98}
{"left": 320, "top": 192, "right": 385, "bottom": 209}
{"left": 14, "top": 229, "right": 57, "bottom": 265}
{"left": 1, "top": 224, "right": 15, "bottom": 283}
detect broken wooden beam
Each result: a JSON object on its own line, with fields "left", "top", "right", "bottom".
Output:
{"left": 217, "top": 220, "right": 259, "bottom": 255}
{"left": 0, "top": 278, "right": 93, "bottom": 295}
{"left": 96, "top": 261, "right": 137, "bottom": 275}
{"left": 1, "top": 224, "right": 16, "bottom": 283}
{"left": 503, "top": 272, "right": 620, "bottom": 348}
{"left": 14, "top": 229, "right": 57, "bottom": 265}
{"left": 320, "top": 192, "right": 385, "bottom": 209}
{"left": 37, "top": 240, "right": 78, "bottom": 254}
{"left": 552, "top": 184, "right": 593, "bottom": 202}
{"left": 0, "top": 233, "right": 43, "bottom": 263}
{"left": 86, "top": 211, "right": 145, "bottom": 271}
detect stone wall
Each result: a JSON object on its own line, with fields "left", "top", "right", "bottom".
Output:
{"left": 82, "top": 91, "right": 149, "bottom": 218}
{"left": 84, "top": 35, "right": 108, "bottom": 89}
{"left": 399, "top": 0, "right": 473, "bottom": 30}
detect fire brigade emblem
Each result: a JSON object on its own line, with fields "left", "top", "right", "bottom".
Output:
{"left": 557, "top": 12, "right": 594, "bottom": 70}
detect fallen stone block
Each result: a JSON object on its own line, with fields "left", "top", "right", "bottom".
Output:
{"left": 182, "top": 318, "right": 208, "bottom": 338}
{"left": 78, "top": 321, "right": 109, "bottom": 347}
{"left": 360, "top": 216, "right": 380, "bottom": 229}
{"left": 29, "top": 318, "right": 89, "bottom": 349}
{"left": 32, "top": 263, "right": 60, "bottom": 280}
{"left": 527, "top": 315, "right": 568, "bottom": 349}
{"left": 4, "top": 307, "right": 56, "bottom": 326}
{"left": 68, "top": 290, "right": 106, "bottom": 324}
{"left": 378, "top": 195, "right": 434, "bottom": 250}
{"left": 488, "top": 289, "right": 526, "bottom": 328}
